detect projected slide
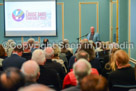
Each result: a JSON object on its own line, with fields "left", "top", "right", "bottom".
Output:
{"left": 5, "top": 0, "right": 56, "bottom": 36}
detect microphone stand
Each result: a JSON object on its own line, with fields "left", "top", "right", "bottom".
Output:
{"left": 77, "top": 33, "right": 89, "bottom": 43}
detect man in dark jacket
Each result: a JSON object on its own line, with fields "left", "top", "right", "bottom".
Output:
{"left": 32, "top": 49, "right": 61, "bottom": 91}
{"left": 2, "top": 46, "right": 26, "bottom": 70}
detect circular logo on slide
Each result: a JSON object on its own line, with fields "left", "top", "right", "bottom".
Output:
{"left": 12, "top": 9, "right": 25, "bottom": 22}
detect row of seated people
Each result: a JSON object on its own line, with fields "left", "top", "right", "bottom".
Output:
{"left": 0, "top": 38, "right": 136, "bottom": 91}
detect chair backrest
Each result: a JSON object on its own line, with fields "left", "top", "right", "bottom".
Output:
{"left": 111, "top": 85, "right": 136, "bottom": 91}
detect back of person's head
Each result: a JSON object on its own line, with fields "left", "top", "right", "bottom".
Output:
{"left": 13, "top": 45, "right": 23, "bottom": 56}
{"left": 23, "top": 43, "right": 30, "bottom": 51}
{"left": 108, "top": 48, "right": 120, "bottom": 71}
{"left": 0, "top": 68, "right": 25, "bottom": 91}
{"left": 73, "top": 59, "right": 91, "bottom": 83}
{"left": 21, "top": 61, "right": 40, "bottom": 82}
{"left": 43, "top": 38, "right": 49, "bottom": 48}
{"left": 52, "top": 44, "right": 60, "bottom": 57}
{"left": 13, "top": 45, "right": 23, "bottom": 53}
{"left": 81, "top": 74, "right": 108, "bottom": 91}
{"left": 43, "top": 38, "right": 49, "bottom": 44}
{"left": 76, "top": 50, "right": 89, "bottom": 61}
{"left": 18, "top": 84, "right": 55, "bottom": 91}
{"left": 32, "top": 49, "right": 45, "bottom": 65}
{"left": 6, "top": 39, "right": 16, "bottom": 48}
{"left": 0, "top": 44, "right": 6, "bottom": 57}
{"left": 44, "top": 47, "right": 54, "bottom": 59}
{"left": 114, "top": 50, "right": 129, "bottom": 67}
{"left": 80, "top": 42, "right": 95, "bottom": 60}
{"left": 63, "top": 39, "right": 69, "bottom": 44}
{"left": 27, "top": 38, "right": 35, "bottom": 47}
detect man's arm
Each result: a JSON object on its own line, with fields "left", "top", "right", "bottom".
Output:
{"left": 96, "top": 33, "right": 100, "bottom": 41}
{"left": 87, "top": 33, "right": 90, "bottom": 40}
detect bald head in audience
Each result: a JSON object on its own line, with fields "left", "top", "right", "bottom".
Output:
{"left": 21, "top": 61, "right": 40, "bottom": 83}
{"left": 75, "top": 50, "right": 89, "bottom": 61}
{"left": 18, "top": 84, "right": 55, "bottom": 91}
{"left": 44, "top": 47, "right": 54, "bottom": 59}
{"left": 32, "top": 49, "right": 46, "bottom": 65}
{"left": 114, "top": 50, "right": 130, "bottom": 69}
{"left": 73, "top": 59, "right": 91, "bottom": 83}
{"left": 81, "top": 74, "right": 108, "bottom": 91}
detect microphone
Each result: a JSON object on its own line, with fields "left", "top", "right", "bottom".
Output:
{"left": 84, "top": 33, "right": 89, "bottom": 36}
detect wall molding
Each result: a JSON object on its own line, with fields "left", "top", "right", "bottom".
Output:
{"left": 116, "top": 0, "right": 119, "bottom": 43}
{"left": 130, "top": 58, "right": 136, "bottom": 64}
{"left": 79, "top": 2, "right": 99, "bottom": 40}
{"left": 57, "top": 2, "right": 64, "bottom": 40}
{"left": 128, "top": 0, "right": 131, "bottom": 57}
{"left": 109, "top": 1, "right": 117, "bottom": 42}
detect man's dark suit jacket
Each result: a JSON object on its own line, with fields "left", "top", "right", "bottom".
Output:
{"left": 2, "top": 54, "right": 26, "bottom": 70}
{"left": 37, "top": 65, "right": 61, "bottom": 91}
{"left": 44, "top": 59, "right": 65, "bottom": 81}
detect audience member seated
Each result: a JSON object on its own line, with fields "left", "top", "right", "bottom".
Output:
{"left": 62, "top": 39, "right": 73, "bottom": 54}
{"left": 32, "top": 49, "right": 61, "bottom": 91}
{"left": 2, "top": 45, "right": 26, "bottom": 70}
{"left": 60, "top": 40, "right": 73, "bottom": 62}
{"left": 4, "top": 39, "right": 16, "bottom": 57}
{"left": 95, "top": 41, "right": 103, "bottom": 53}
{"left": 18, "top": 84, "right": 55, "bottom": 91}
{"left": 27, "top": 38, "right": 35, "bottom": 53}
{"left": 68, "top": 39, "right": 88, "bottom": 69}
{"left": 108, "top": 50, "right": 136, "bottom": 89}
{"left": 62, "top": 59, "right": 92, "bottom": 91}
{"left": 44, "top": 47, "right": 65, "bottom": 85}
{"left": 21, "top": 60, "right": 40, "bottom": 86}
{"left": 0, "top": 67, "right": 25, "bottom": 91}
{"left": 80, "top": 74, "right": 109, "bottom": 91}
{"left": 40, "top": 38, "right": 49, "bottom": 50}
{"left": 22, "top": 43, "right": 32, "bottom": 60}
{"left": 52, "top": 44, "right": 67, "bottom": 73}
{"left": 0, "top": 44, "right": 7, "bottom": 59}
{"left": 80, "top": 42, "right": 102, "bottom": 74}
{"left": 102, "top": 48, "right": 119, "bottom": 79}
{"left": 0, "top": 44, "right": 7, "bottom": 70}
{"left": 59, "top": 52, "right": 68, "bottom": 71}
{"left": 62, "top": 51, "right": 99, "bottom": 89}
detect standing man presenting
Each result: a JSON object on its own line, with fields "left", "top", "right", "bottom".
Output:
{"left": 87, "top": 26, "right": 100, "bottom": 42}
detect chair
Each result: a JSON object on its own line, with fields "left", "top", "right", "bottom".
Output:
{"left": 110, "top": 85, "right": 136, "bottom": 91}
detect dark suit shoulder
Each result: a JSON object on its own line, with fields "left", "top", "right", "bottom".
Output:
{"left": 62, "top": 86, "right": 80, "bottom": 91}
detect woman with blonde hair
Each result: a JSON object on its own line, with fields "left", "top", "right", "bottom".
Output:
{"left": 52, "top": 44, "right": 67, "bottom": 73}
{"left": 102, "top": 48, "right": 119, "bottom": 79}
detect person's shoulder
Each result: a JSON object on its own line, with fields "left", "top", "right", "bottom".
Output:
{"left": 95, "top": 33, "right": 99, "bottom": 35}
{"left": 62, "top": 86, "right": 80, "bottom": 91}
{"left": 40, "top": 65, "right": 57, "bottom": 74}
{"left": 52, "top": 60, "right": 63, "bottom": 66}
{"left": 109, "top": 70, "right": 119, "bottom": 78}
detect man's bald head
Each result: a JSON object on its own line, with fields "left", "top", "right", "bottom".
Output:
{"left": 73, "top": 59, "right": 91, "bottom": 82}
{"left": 44, "top": 47, "right": 54, "bottom": 59}
{"left": 21, "top": 60, "right": 40, "bottom": 82}
{"left": 18, "top": 84, "right": 55, "bottom": 91}
{"left": 76, "top": 50, "right": 89, "bottom": 61}
{"left": 32, "top": 49, "right": 46, "bottom": 65}
{"left": 90, "top": 26, "right": 95, "bottom": 35}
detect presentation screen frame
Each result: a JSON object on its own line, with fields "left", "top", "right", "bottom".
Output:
{"left": 4, "top": 0, "right": 57, "bottom": 37}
